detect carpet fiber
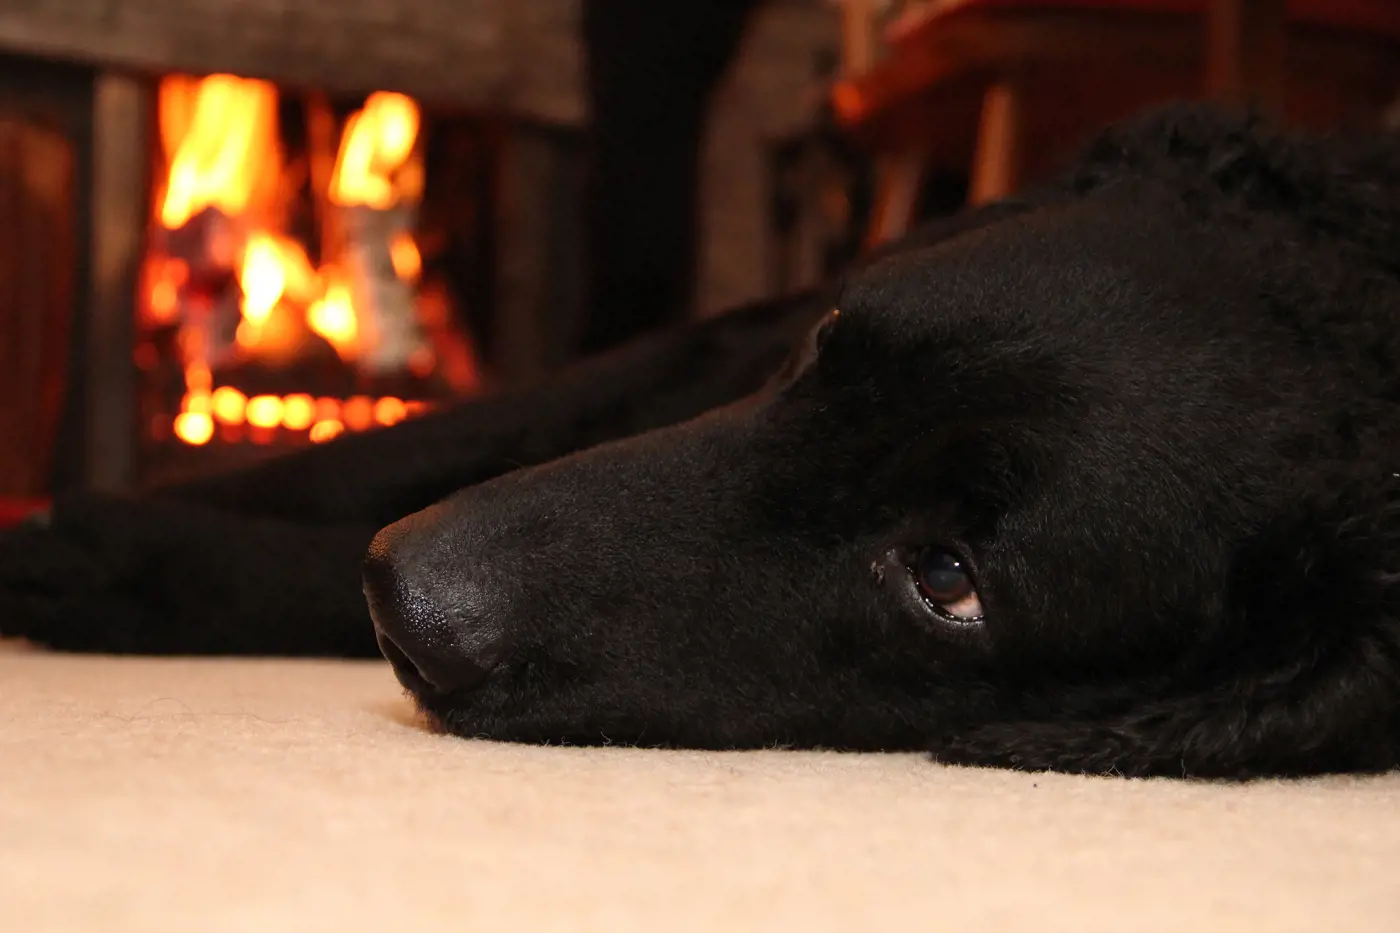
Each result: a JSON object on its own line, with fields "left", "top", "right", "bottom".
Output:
{"left": 2, "top": 640, "right": 1397, "bottom": 932}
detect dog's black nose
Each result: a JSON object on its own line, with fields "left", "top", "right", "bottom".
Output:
{"left": 362, "top": 522, "right": 507, "bottom": 696}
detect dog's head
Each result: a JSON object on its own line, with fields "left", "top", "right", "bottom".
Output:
{"left": 365, "top": 129, "right": 1400, "bottom": 777}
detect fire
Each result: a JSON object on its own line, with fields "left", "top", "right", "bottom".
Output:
{"left": 148, "top": 258, "right": 188, "bottom": 324}
{"left": 309, "top": 420, "right": 345, "bottom": 444}
{"left": 306, "top": 274, "right": 358, "bottom": 356}
{"left": 159, "top": 75, "right": 279, "bottom": 229}
{"left": 373, "top": 397, "right": 408, "bottom": 426}
{"left": 330, "top": 92, "right": 421, "bottom": 209}
{"left": 390, "top": 233, "right": 422, "bottom": 282}
{"left": 341, "top": 396, "right": 375, "bottom": 433}
{"left": 149, "top": 75, "right": 446, "bottom": 447}
{"left": 183, "top": 389, "right": 419, "bottom": 442}
{"left": 174, "top": 412, "right": 214, "bottom": 445}
{"left": 282, "top": 395, "right": 316, "bottom": 431}
{"left": 238, "top": 233, "right": 286, "bottom": 327}
{"left": 211, "top": 386, "right": 247, "bottom": 424}
{"left": 245, "top": 395, "right": 284, "bottom": 429}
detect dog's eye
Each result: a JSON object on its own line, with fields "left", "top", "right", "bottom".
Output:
{"left": 915, "top": 549, "right": 984, "bottom": 621}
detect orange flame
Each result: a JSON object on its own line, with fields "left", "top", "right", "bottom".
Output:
{"left": 307, "top": 274, "right": 359, "bottom": 357}
{"left": 330, "top": 93, "right": 421, "bottom": 209}
{"left": 160, "top": 75, "right": 279, "bottom": 229}
{"left": 390, "top": 233, "right": 422, "bottom": 282}
{"left": 239, "top": 233, "right": 286, "bottom": 327}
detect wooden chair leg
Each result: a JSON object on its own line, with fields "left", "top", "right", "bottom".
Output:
{"left": 840, "top": 0, "right": 878, "bottom": 78}
{"left": 1205, "top": 0, "right": 1286, "bottom": 116}
{"left": 864, "top": 152, "right": 925, "bottom": 249}
{"left": 968, "top": 75, "right": 1027, "bottom": 206}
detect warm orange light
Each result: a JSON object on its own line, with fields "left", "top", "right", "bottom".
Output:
{"left": 174, "top": 411, "right": 214, "bottom": 445}
{"left": 245, "top": 394, "right": 284, "bottom": 429}
{"left": 342, "top": 396, "right": 375, "bottom": 432}
{"left": 373, "top": 396, "right": 408, "bottom": 426}
{"left": 211, "top": 386, "right": 248, "bottom": 424}
{"left": 309, "top": 419, "right": 345, "bottom": 443}
{"left": 408, "top": 347, "right": 436, "bottom": 377}
{"left": 148, "top": 256, "right": 191, "bottom": 323}
{"left": 159, "top": 76, "right": 199, "bottom": 166}
{"left": 330, "top": 92, "right": 421, "bottom": 209}
{"left": 830, "top": 81, "right": 866, "bottom": 125}
{"left": 185, "top": 360, "right": 212, "bottom": 396}
{"left": 153, "top": 78, "right": 441, "bottom": 450}
{"left": 149, "top": 279, "right": 179, "bottom": 322}
{"left": 389, "top": 233, "right": 422, "bottom": 282}
{"left": 239, "top": 232, "right": 287, "bottom": 327}
{"left": 281, "top": 393, "right": 316, "bottom": 430}
{"left": 314, "top": 397, "right": 342, "bottom": 422}
{"left": 307, "top": 277, "right": 358, "bottom": 357}
{"left": 160, "top": 74, "right": 279, "bottom": 229}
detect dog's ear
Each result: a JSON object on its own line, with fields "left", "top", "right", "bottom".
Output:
{"left": 936, "top": 473, "right": 1400, "bottom": 778}
{"left": 1069, "top": 103, "right": 1400, "bottom": 278}
{"left": 1204, "top": 472, "right": 1400, "bottom": 774}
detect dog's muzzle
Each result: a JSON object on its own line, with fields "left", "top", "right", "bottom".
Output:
{"left": 362, "top": 511, "right": 508, "bottom": 696}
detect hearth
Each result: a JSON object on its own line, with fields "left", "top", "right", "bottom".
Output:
{"left": 0, "top": 0, "right": 588, "bottom": 497}
{"left": 135, "top": 75, "right": 486, "bottom": 485}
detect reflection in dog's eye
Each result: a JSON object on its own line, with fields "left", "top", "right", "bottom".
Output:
{"left": 916, "top": 549, "right": 984, "bottom": 621}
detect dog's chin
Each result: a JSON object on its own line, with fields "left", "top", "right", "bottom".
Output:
{"left": 396, "top": 686, "right": 594, "bottom": 746}
{"left": 400, "top": 685, "right": 724, "bottom": 748}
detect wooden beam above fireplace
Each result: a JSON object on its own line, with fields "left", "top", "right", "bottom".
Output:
{"left": 0, "top": 0, "right": 586, "bottom": 125}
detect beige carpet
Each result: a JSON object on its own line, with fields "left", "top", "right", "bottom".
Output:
{"left": 2, "top": 640, "right": 1397, "bottom": 932}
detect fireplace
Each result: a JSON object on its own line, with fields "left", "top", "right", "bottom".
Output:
{"left": 0, "top": 1, "right": 590, "bottom": 498}
{"left": 0, "top": 0, "right": 845, "bottom": 505}
{"left": 135, "top": 75, "right": 490, "bottom": 485}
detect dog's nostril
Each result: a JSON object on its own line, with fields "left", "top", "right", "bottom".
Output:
{"left": 375, "top": 629, "right": 435, "bottom": 696}
{"left": 362, "top": 535, "right": 503, "bottom": 696}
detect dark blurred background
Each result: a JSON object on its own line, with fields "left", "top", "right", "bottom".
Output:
{"left": 0, "top": 0, "right": 1397, "bottom": 507}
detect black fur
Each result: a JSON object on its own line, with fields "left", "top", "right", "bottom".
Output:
{"left": 5, "top": 105, "right": 1400, "bottom": 778}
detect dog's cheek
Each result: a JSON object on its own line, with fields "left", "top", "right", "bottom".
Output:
{"left": 1171, "top": 486, "right": 1400, "bottom": 774}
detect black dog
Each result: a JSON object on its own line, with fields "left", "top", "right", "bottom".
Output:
{"left": 5, "top": 105, "right": 1400, "bottom": 778}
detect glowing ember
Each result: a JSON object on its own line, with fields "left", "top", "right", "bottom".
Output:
{"left": 315, "top": 397, "right": 341, "bottom": 422}
{"left": 390, "top": 233, "right": 422, "bottom": 282}
{"left": 211, "top": 386, "right": 248, "bottom": 424}
{"left": 341, "top": 396, "right": 375, "bottom": 433}
{"left": 309, "top": 420, "right": 345, "bottom": 443}
{"left": 174, "top": 412, "right": 214, "bottom": 445}
{"left": 373, "top": 397, "right": 408, "bottom": 426}
{"left": 244, "top": 395, "right": 283, "bottom": 429}
{"left": 281, "top": 394, "right": 316, "bottom": 431}
{"left": 148, "top": 258, "right": 188, "bottom": 324}
{"left": 306, "top": 275, "right": 359, "bottom": 357}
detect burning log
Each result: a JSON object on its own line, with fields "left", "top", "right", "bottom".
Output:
{"left": 148, "top": 206, "right": 244, "bottom": 369}
{"left": 339, "top": 202, "right": 428, "bottom": 374}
